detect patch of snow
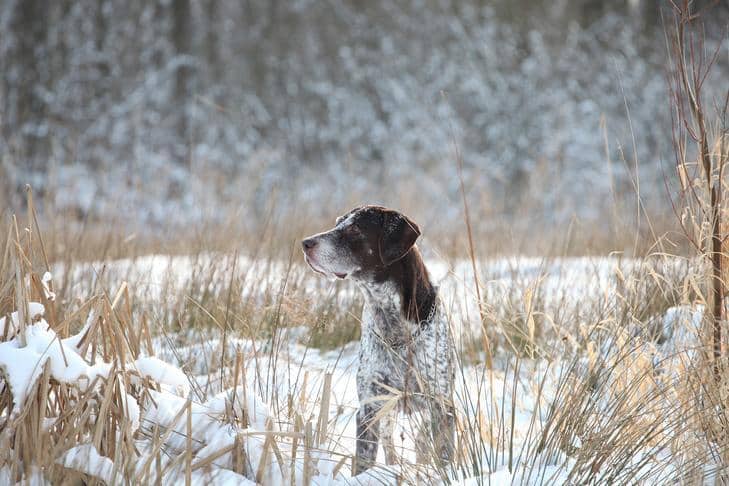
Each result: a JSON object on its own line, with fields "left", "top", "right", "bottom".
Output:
{"left": 122, "top": 392, "right": 141, "bottom": 433}
{"left": 0, "top": 341, "right": 47, "bottom": 413}
{"left": 59, "top": 444, "right": 115, "bottom": 484}
{"left": 134, "top": 356, "right": 191, "bottom": 396}
{"left": 0, "top": 302, "right": 46, "bottom": 337}
{"left": 0, "top": 303, "right": 111, "bottom": 412}
{"left": 41, "top": 272, "right": 56, "bottom": 301}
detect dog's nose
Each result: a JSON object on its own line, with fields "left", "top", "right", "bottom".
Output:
{"left": 302, "top": 238, "right": 318, "bottom": 250}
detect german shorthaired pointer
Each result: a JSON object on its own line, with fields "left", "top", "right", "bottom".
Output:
{"left": 302, "top": 205, "right": 455, "bottom": 474}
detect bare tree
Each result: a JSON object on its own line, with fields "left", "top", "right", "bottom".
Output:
{"left": 668, "top": 0, "right": 729, "bottom": 377}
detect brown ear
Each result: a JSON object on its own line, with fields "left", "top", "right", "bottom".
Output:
{"left": 378, "top": 211, "right": 421, "bottom": 265}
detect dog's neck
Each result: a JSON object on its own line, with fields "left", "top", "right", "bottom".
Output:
{"left": 354, "top": 246, "right": 437, "bottom": 323}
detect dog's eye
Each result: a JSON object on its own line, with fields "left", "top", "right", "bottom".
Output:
{"left": 344, "top": 224, "right": 360, "bottom": 236}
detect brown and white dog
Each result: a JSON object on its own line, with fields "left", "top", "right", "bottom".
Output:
{"left": 302, "top": 205, "right": 455, "bottom": 474}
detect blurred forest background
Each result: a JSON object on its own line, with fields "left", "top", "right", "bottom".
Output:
{"left": 1, "top": 0, "right": 728, "bottom": 254}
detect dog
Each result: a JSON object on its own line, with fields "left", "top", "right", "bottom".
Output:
{"left": 302, "top": 205, "right": 455, "bottom": 474}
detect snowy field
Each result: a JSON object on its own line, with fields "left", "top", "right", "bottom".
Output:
{"left": 2, "top": 1, "right": 726, "bottom": 483}
{"left": 0, "top": 251, "right": 714, "bottom": 484}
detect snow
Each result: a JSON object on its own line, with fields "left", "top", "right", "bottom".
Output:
{"left": 134, "top": 356, "right": 191, "bottom": 396}
{"left": 460, "top": 463, "right": 573, "bottom": 485}
{"left": 0, "top": 303, "right": 113, "bottom": 412}
{"left": 0, "top": 255, "right": 710, "bottom": 484}
{"left": 24, "top": 322, "right": 101, "bottom": 383}
{"left": 205, "top": 386, "right": 273, "bottom": 431}
{"left": 140, "top": 388, "right": 283, "bottom": 484}
{"left": 122, "top": 391, "right": 141, "bottom": 433}
{"left": 0, "top": 302, "right": 46, "bottom": 337}
{"left": 0, "top": 341, "right": 47, "bottom": 413}
{"left": 0, "top": 466, "right": 45, "bottom": 486}
{"left": 59, "top": 444, "right": 116, "bottom": 484}
{"left": 41, "top": 271, "right": 56, "bottom": 301}
{"left": 63, "top": 308, "right": 97, "bottom": 351}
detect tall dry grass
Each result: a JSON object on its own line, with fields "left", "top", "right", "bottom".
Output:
{"left": 0, "top": 5, "right": 726, "bottom": 478}
{"left": 0, "top": 191, "right": 362, "bottom": 484}
{"left": 2, "top": 175, "right": 729, "bottom": 486}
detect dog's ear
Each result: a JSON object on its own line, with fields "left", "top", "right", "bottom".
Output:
{"left": 378, "top": 211, "right": 421, "bottom": 265}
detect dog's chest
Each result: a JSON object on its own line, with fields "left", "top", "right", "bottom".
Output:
{"left": 358, "top": 282, "right": 418, "bottom": 345}
{"left": 356, "top": 282, "right": 452, "bottom": 402}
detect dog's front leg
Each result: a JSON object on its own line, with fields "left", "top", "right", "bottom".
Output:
{"left": 355, "top": 400, "right": 383, "bottom": 474}
{"left": 430, "top": 401, "right": 456, "bottom": 465}
{"left": 380, "top": 410, "right": 398, "bottom": 465}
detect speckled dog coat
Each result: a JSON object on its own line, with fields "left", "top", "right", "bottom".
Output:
{"left": 302, "top": 205, "right": 455, "bottom": 474}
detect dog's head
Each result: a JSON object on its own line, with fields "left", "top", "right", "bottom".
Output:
{"left": 301, "top": 206, "right": 421, "bottom": 280}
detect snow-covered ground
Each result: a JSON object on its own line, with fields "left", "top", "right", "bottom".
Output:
{"left": 54, "top": 253, "right": 690, "bottom": 351}
{"left": 0, "top": 255, "right": 706, "bottom": 484}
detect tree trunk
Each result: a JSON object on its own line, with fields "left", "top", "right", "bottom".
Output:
{"left": 205, "top": 0, "right": 220, "bottom": 81}
{"left": 9, "top": 0, "right": 49, "bottom": 169}
{"left": 172, "top": 0, "right": 192, "bottom": 163}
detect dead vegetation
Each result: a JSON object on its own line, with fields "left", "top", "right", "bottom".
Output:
{"left": 0, "top": 5, "right": 726, "bottom": 484}
{"left": 4, "top": 184, "right": 729, "bottom": 485}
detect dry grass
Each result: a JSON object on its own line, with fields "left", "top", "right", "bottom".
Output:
{"left": 3, "top": 162, "right": 684, "bottom": 266}
{"left": 0, "top": 198, "right": 363, "bottom": 484}
{"left": 432, "top": 254, "right": 729, "bottom": 485}
{"left": 3, "top": 183, "right": 729, "bottom": 485}
{"left": 0, "top": 5, "right": 725, "bottom": 482}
